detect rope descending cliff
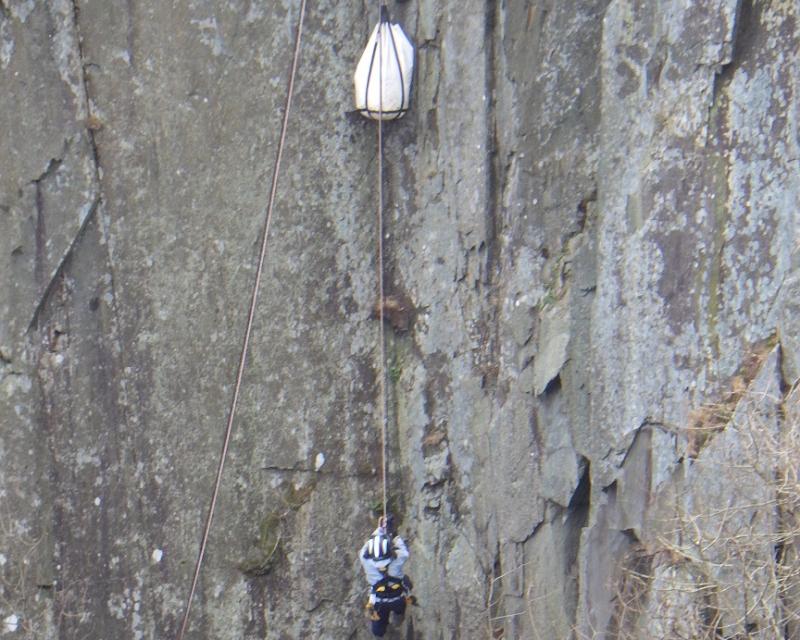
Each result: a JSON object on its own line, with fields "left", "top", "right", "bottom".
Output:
{"left": 175, "top": 1, "right": 308, "bottom": 637}
{"left": 354, "top": 0, "right": 415, "bottom": 524}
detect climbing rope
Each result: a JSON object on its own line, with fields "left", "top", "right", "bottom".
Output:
{"left": 175, "top": 1, "right": 307, "bottom": 638}
{"left": 375, "top": 0, "right": 389, "bottom": 524}
{"left": 355, "top": 0, "right": 413, "bottom": 525}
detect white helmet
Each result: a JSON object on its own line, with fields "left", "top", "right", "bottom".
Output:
{"left": 364, "top": 533, "right": 392, "bottom": 561}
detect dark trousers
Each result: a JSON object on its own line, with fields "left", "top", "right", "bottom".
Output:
{"left": 371, "top": 598, "right": 406, "bottom": 637}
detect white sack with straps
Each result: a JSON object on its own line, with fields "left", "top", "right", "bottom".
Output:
{"left": 354, "top": 18, "right": 414, "bottom": 120}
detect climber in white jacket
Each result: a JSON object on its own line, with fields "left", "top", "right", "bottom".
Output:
{"left": 359, "top": 515, "right": 412, "bottom": 637}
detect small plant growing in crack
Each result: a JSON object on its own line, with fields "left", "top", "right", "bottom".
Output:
{"left": 238, "top": 512, "right": 283, "bottom": 578}
{"left": 388, "top": 359, "right": 402, "bottom": 384}
{"left": 237, "top": 480, "right": 316, "bottom": 578}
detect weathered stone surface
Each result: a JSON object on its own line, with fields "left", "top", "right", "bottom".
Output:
{"left": 1, "top": 0, "right": 798, "bottom": 638}
{"left": 778, "top": 271, "right": 800, "bottom": 385}
{"left": 532, "top": 301, "right": 570, "bottom": 397}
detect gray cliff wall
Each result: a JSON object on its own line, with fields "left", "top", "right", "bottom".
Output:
{"left": 1, "top": 0, "right": 798, "bottom": 638}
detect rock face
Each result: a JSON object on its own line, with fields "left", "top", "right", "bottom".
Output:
{"left": 1, "top": 0, "right": 798, "bottom": 638}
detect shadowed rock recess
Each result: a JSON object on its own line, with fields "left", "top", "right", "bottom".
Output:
{"left": 1, "top": 0, "right": 798, "bottom": 638}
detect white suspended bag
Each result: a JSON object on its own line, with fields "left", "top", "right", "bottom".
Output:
{"left": 354, "top": 6, "right": 414, "bottom": 120}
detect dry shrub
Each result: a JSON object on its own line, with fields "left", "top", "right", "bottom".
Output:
{"left": 602, "top": 385, "right": 800, "bottom": 639}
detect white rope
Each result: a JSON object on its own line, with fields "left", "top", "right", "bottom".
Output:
{"left": 176, "top": 1, "right": 308, "bottom": 637}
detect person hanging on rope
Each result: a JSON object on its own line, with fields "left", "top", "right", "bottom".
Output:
{"left": 359, "top": 514, "right": 414, "bottom": 637}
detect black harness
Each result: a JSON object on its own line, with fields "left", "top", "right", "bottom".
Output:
{"left": 372, "top": 574, "right": 405, "bottom": 603}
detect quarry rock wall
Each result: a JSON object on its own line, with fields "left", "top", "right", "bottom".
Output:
{"left": 1, "top": 0, "right": 798, "bottom": 637}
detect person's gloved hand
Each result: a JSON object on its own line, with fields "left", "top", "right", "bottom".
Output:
{"left": 365, "top": 601, "right": 380, "bottom": 621}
